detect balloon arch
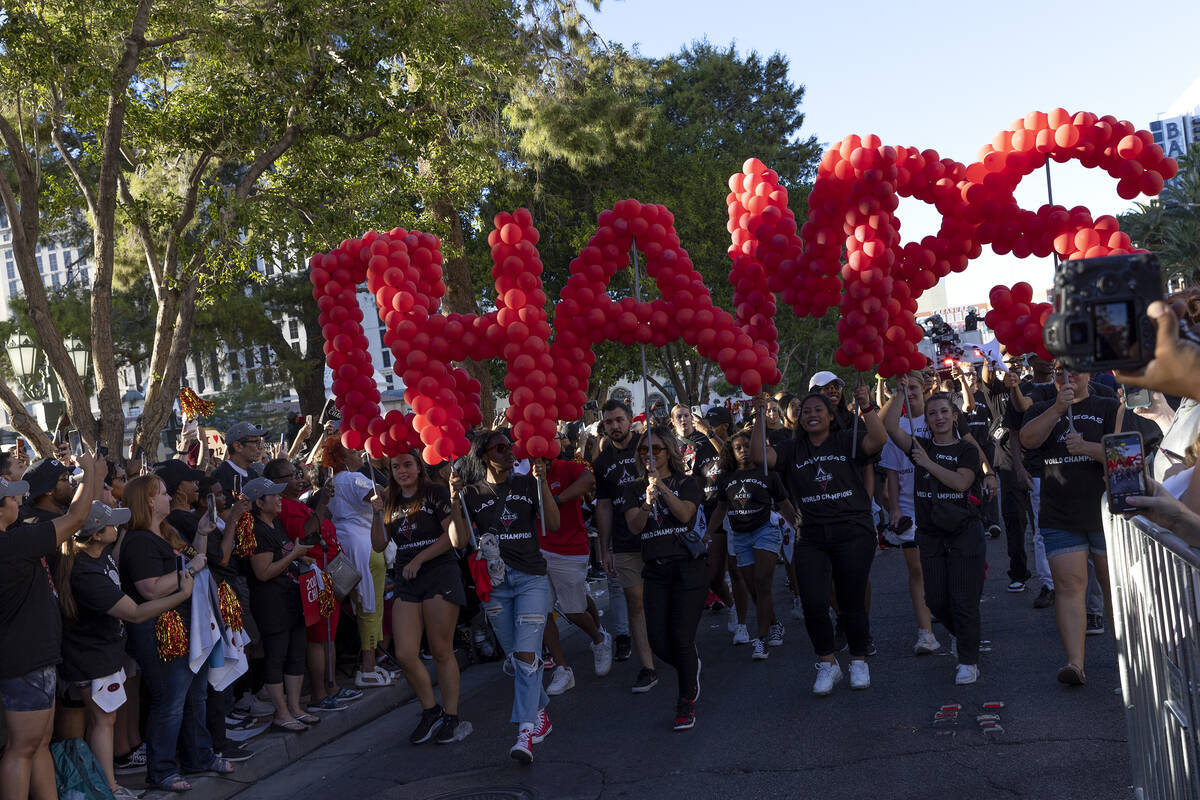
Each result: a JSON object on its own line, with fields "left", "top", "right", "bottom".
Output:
{"left": 307, "top": 108, "right": 1178, "bottom": 464}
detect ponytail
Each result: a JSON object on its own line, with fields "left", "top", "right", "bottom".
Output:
{"left": 56, "top": 540, "right": 82, "bottom": 623}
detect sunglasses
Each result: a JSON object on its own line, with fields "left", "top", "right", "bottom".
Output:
{"left": 488, "top": 442, "right": 512, "bottom": 455}
{"left": 637, "top": 445, "right": 667, "bottom": 456}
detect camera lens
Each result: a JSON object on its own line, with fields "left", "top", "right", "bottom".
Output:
{"left": 1068, "top": 321, "right": 1088, "bottom": 345}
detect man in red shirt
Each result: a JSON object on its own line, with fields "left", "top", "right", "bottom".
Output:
{"left": 264, "top": 459, "right": 362, "bottom": 712}
{"left": 539, "top": 451, "right": 612, "bottom": 696}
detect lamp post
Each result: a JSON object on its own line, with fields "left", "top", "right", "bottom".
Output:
{"left": 5, "top": 333, "right": 38, "bottom": 383}
{"left": 64, "top": 337, "right": 90, "bottom": 379}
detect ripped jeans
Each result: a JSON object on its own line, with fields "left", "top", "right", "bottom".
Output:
{"left": 483, "top": 567, "right": 552, "bottom": 725}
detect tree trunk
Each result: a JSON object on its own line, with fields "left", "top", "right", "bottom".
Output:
{"left": 135, "top": 278, "right": 198, "bottom": 454}
{"left": 0, "top": 377, "right": 55, "bottom": 457}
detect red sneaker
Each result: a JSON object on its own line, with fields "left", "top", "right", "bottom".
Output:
{"left": 532, "top": 708, "right": 552, "bottom": 743}
{"left": 673, "top": 698, "right": 695, "bottom": 731}
{"left": 509, "top": 726, "right": 534, "bottom": 764}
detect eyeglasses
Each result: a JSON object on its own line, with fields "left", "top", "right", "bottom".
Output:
{"left": 637, "top": 445, "right": 667, "bottom": 455}
{"left": 488, "top": 442, "right": 512, "bottom": 455}
{"left": 239, "top": 438, "right": 263, "bottom": 447}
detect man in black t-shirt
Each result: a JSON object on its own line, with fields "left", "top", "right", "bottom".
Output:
{"left": 20, "top": 457, "right": 75, "bottom": 526}
{"left": 211, "top": 421, "right": 266, "bottom": 501}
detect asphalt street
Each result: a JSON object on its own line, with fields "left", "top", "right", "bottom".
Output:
{"left": 230, "top": 532, "right": 1132, "bottom": 800}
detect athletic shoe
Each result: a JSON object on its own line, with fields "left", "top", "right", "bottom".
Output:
{"left": 224, "top": 716, "right": 271, "bottom": 743}
{"left": 409, "top": 705, "right": 445, "bottom": 745}
{"left": 591, "top": 630, "right": 614, "bottom": 677}
{"left": 613, "top": 634, "right": 632, "bottom": 662}
{"left": 1007, "top": 580, "right": 1026, "bottom": 593}
{"left": 791, "top": 596, "right": 803, "bottom": 620}
{"left": 546, "top": 666, "right": 575, "bottom": 696}
{"left": 751, "top": 638, "right": 769, "bottom": 661}
{"left": 673, "top": 697, "right": 695, "bottom": 731}
{"left": 726, "top": 607, "right": 739, "bottom": 633}
{"left": 114, "top": 744, "right": 146, "bottom": 774}
{"left": 812, "top": 661, "right": 843, "bottom": 696}
{"left": 542, "top": 652, "right": 556, "bottom": 672}
{"left": 531, "top": 709, "right": 552, "bottom": 743}
{"left": 1086, "top": 613, "right": 1105, "bottom": 636}
{"left": 914, "top": 629, "right": 940, "bottom": 655}
{"left": 334, "top": 687, "right": 364, "bottom": 703}
{"left": 731, "top": 624, "right": 750, "bottom": 645}
{"left": 632, "top": 668, "right": 658, "bottom": 693}
{"left": 218, "top": 743, "right": 255, "bottom": 763}
{"left": 987, "top": 524, "right": 1002, "bottom": 539}
{"left": 307, "top": 696, "right": 348, "bottom": 713}
{"left": 767, "top": 622, "right": 785, "bottom": 648}
{"left": 435, "top": 715, "right": 470, "bottom": 744}
{"left": 1034, "top": 586, "right": 1055, "bottom": 609}
{"left": 849, "top": 659, "right": 870, "bottom": 690}
{"left": 510, "top": 726, "right": 534, "bottom": 764}
{"left": 355, "top": 669, "right": 392, "bottom": 688}
{"left": 955, "top": 664, "right": 980, "bottom": 685}
{"left": 692, "top": 653, "right": 701, "bottom": 702}
{"left": 234, "top": 694, "right": 274, "bottom": 717}
{"left": 866, "top": 637, "right": 878, "bottom": 657}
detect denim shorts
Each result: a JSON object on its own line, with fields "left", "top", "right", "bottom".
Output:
{"left": 730, "top": 521, "right": 783, "bottom": 568}
{"left": 1041, "top": 527, "right": 1107, "bottom": 559}
{"left": 0, "top": 664, "right": 57, "bottom": 711}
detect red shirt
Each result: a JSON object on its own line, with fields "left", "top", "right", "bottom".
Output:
{"left": 540, "top": 459, "right": 591, "bottom": 556}
{"left": 279, "top": 496, "right": 341, "bottom": 570}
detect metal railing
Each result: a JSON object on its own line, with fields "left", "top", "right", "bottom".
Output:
{"left": 1105, "top": 510, "right": 1200, "bottom": 800}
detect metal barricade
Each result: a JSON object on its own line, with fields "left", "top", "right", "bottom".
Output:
{"left": 1105, "top": 510, "right": 1200, "bottom": 800}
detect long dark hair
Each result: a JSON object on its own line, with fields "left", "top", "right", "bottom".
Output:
{"left": 633, "top": 427, "right": 686, "bottom": 478}
{"left": 718, "top": 431, "right": 751, "bottom": 473}
{"left": 384, "top": 449, "right": 428, "bottom": 523}
{"left": 792, "top": 392, "right": 835, "bottom": 438}
{"left": 461, "top": 429, "right": 508, "bottom": 485}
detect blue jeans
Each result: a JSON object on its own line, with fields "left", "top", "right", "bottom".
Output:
{"left": 607, "top": 573, "right": 630, "bottom": 637}
{"left": 127, "top": 619, "right": 214, "bottom": 784}
{"left": 731, "top": 521, "right": 782, "bottom": 568}
{"left": 483, "top": 568, "right": 551, "bottom": 725}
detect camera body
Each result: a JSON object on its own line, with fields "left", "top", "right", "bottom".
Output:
{"left": 1043, "top": 253, "right": 1160, "bottom": 373}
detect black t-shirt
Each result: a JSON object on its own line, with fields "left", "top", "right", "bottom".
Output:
{"left": 716, "top": 469, "right": 788, "bottom": 533}
{"left": 592, "top": 440, "right": 643, "bottom": 553}
{"left": 387, "top": 485, "right": 453, "bottom": 573}
{"left": 766, "top": 427, "right": 792, "bottom": 448}
{"left": 1015, "top": 382, "right": 1057, "bottom": 476}
{"left": 463, "top": 475, "right": 546, "bottom": 576}
{"left": 1123, "top": 412, "right": 1163, "bottom": 454}
{"left": 211, "top": 460, "right": 255, "bottom": 499}
{"left": 0, "top": 521, "right": 61, "bottom": 679}
{"left": 678, "top": 430, "right": 720, "bottom": 504}
{"left": 61, "top": 548, "right": 127, "bottom": 682}
{"left": 119, "top": 528, "right": 190, "bottom": 623}
{"left": 1021, "top": 394, "right": 1119, "bottom": 533}
{"left": 622, "top": 474, "right": 703, "bottom": 561}
{"left": 775, "top": 430, "right": 873, "bottom": 527}
{"left": 248, "top": 516, "right": 303, "bottom": 632}
{"left": 911, "top": 436, "right": 982, "bottom": 533}
{"left": 965, "top": 391, "right": 995, "bottom": 463}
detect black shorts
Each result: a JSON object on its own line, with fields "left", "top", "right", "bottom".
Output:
{"left": 393, "top": 558, "right": 466, "bottom": 606}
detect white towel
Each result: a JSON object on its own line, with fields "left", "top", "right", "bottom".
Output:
{"left": 90, "top": 668, "right": 127, "bottom": 713}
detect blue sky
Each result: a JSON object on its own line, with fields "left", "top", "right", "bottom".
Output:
{"left": 592, "top": 0, "right": 1200, "bottom": 307}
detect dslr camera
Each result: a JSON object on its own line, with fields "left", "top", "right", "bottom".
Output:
{"left": 1043, "top": 253, "right": 1160, "bottom": 373}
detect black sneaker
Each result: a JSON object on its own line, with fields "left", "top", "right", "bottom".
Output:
{"left": 113, "top": 744, "right": 146, "bottom": 774}
{"left": 631, "top": 668, "right": 658, "bottom": 693}
{"left": 987, "top": 525, "right": 1002, "bottom": 539}
{"left": 1086, "top": 613, "right": 1105, "bottom": 636}
{"left": 218, "top": 744, "right": 255, "bottom": 763}
{"left": 866, "top": 637, "right": 878, "bottom": 657}
{"left": 434, "top": 714, "right": 460, "bottom": 744}
{"left": 409, "top": 705, "right": 445, "bottom": 745}
{"left": 673, "top": 697, "right": 695, "bottom": 731}
{"left": 1033, "top": 586, "right": 1055, "bottom": 609}
{"left": 614, "top": 634, "right": 632, "bottom": 662}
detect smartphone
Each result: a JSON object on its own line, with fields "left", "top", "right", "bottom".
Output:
{"left": 233, "top": 474, "right": 242, "bottom": 497}
{"left": 207, "top": 493, "right": 218, "bottom": 525}
{"left": 1122, "top": 384, "right": 1152, "bottom": 410}
{"left": 68, "top": 430, "right": 82, "bottom": 458}
{"left": 98, "top": 445, "right": 109, "bottom": 458}
{"left": 1103, "top": 432, "right": 1147, "bottom": 514}
{"left": 15, "top": 439, "right": 25, "bottom": 457}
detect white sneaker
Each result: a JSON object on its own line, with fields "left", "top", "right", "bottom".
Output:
{"left": 791, "top": 596, "right": 803, "bottom": 620}
{"left": 591, "top": 631, "right": 613, "bottom": 677}
{"left": 235, "top": 694, "right": 275, "bottom": 717}
{"left": 812, "top": 660, "right": 843, "bottom": 696}
{"left": 751, "top": 638, "right": 769, "bottom": 661}
{"left": 913, "top": 629, "right": 940, "bottom": 655}
{"left": 849, "top": 659, "right": 870, "bottom": 690}
{"left": 726, "top": 607, "right": 739, "bottom": 633}
{"left": 731, "top": 624, "right": 750, "bottom": 645}
{"left": 767, "top": 622, "right": 785, "bottom": 647}
{"left": 955, "top": 663, "right": 980, "bottom": 685}
{"left": 355, "top": 669, "right": 393, "bottom": 689}
{"left": 546, "top": 665, "right": 575, "bottom": 696}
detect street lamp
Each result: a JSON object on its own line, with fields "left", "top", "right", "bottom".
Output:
{"left": 5, "top": 333, "right": 38, "bottom": 380}
{"left": 64, "top": 337, "right": 90, "bottom": 377}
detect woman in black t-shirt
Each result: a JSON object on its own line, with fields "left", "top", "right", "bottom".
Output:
{"left": 385, "top": 450, "right": 465, "bottom": 746}
{"left": 245, "top": 477, "right": 316, "bottom": 733}
{"left": 884, "top": 390, "right": 986, "bottom": 686}
{"left": 119, "top": 474, "right": 228, "bottom": 791}
{"left": 59, "top": 502, "right": 193, "bottom": 797}
{"left": 709, "top": 429, "right": 798, "bottom": 660}
{"left": 449, "top": 431, "right": 559, "bottom": 765}
{"left": 624, "top": 428, "right": 706, "bottom": 732}
{"left": 752, "top": 389, "right": 886, "bottom": 697}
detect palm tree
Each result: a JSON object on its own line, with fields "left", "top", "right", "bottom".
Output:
{"left": 1119, "top": 148, "right": 1200, "bottom": 287}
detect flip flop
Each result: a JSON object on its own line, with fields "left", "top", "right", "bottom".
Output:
{"left": 1056, "top": 663, "right": 1086, "bottom": 686}
{"left": 297, "top": 713, "right": 321, "bottom": 725}
{"left": 272, "top": 719, "right": 308, "bottom": 732}
{"left": 157, "top": 774, "right": 192, "bottom": 792}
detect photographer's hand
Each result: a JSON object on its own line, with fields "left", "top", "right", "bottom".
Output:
{"left": 1126, "top": 480, "right": 1200, "bottom": 547}
{"left": 1115, "top": 300, "right": 1200, "bottom": 402}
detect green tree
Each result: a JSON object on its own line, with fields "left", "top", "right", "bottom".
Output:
{"left": 1119, "top": 148, "right": 1200, "bottom": 285}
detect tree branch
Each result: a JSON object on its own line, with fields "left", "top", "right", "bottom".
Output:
{"left": 142, "top": 29, "right": 200, "bottom": 49}
{"left": 0, "top": 375, "right": 54, "bottom": 457}
{"left": 116, "top": 171, "right": 164, "bottom": 290}
{"left": 164, "top": 152, "right": 214, "bottom": 276}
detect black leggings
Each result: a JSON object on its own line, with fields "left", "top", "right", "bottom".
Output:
{"left": 796, "top": 521, "right": 875, "bottom": 658}
{"left": 642, "top": 557, "right": 708, "bottom": 701}
{"left": 261, "top": 622, "right": 306, "bottom": 683}
{"left": 998, "top": 470, "right": 1031, "bottom": 583}
{"left": 916, "top": 521, "right": 987, "bottom": 665}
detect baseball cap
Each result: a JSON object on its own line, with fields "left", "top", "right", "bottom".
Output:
{"left": 78, "top": 502, "right": 132, "bottom": 538}
{"left": 808, "top": 371, "right": 843, "bottom": 390}
{"left": 0, "top": 477, "right": 29, "bottom": 498}
{"left": 702, "top": 406, "right": 733, "bottom": 428}
{"left": 241, "top": 477, "right": 286, "bottom": 503}
{"left": 25, "top": 458, "right": 73, "bottom": 499}
{"left": 152, "top": 459, "right": 206, "bottom": 496}
{"left": 226, "top": 422, "right": 266, "bottom": 444}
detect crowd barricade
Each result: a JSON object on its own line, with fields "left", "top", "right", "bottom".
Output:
{"left": 1105, "top": 510, "right": 1200, "bottom": 800}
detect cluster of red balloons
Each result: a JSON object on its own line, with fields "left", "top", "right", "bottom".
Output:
{"left": 726, "top": 157, "right": 791, "bottom": 356}
{"left": 984, "top": 282, "right": 1053, "bottom": 361}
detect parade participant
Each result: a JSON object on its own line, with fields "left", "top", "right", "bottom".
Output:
{"left": 809, "top": 371, "right": 855, "bottom": 431}
{"left": 58, "top": 502, "right": 194, "bottom": 799}
{"left": 119, "top": 473, "right": 228, "bottom": 791}
{"left": 624, "top": 429, "right": 706, "bottom": 730}
{"left": 708, "top": 428, "right": 797, "bottom": 660}
{"left": 539, "top": 451, "right": 612, "bottom": 697}
{"left": 752, "top": 388, "right": 886, "bottom": 695}
{"left": 449, "top": 431, "right": 559, "bottom": 764}
{"left": 883, "top": 388, "right": 986, "bottom": 685}
{"left": 1019, "top": 366, "right": 1120, "bottom": 685}
{"left": 593, "top": 399, "right": 657, "bottom": 691}
{"left": 383, "top": 450, "right": 469, "bottom": 745}
{"left": 763, "top": 398, "right": 791, "bottom": 447}
{"left": 211, "top": 421, "right": 267, "bottom": 497}
{"left": 989, "top": 359, "right": 1034, "bottom": 592}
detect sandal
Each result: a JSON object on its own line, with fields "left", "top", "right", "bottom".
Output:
{"left": 297, "top": 713, "right": 321, "bottom": 725}
{"left": 272, "top": 719, "right": 308, "bottom": 733}
{"left": 185, "top": 756, "right": 234, "bottom": 775}
{"left": 1057, "top": 663, "right": 1086, "bottom": 686}
{"left": 157, "top": 774, "right": 192, "bottom": 792}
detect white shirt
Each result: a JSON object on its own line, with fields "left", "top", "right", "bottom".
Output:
{"left": 879, "top": 414, "right": 931, "bottom": 533}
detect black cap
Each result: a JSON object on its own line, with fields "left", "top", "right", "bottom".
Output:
{"left": 703, "top": 406, "right": 733, "bottom": 429}
{"left": 24, "top": 458, "right": 72, "bottom": 499}
{"left": 153, "top": 459, "right": 206, "bottom": 495}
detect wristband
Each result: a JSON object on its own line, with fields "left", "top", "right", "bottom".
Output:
{"left": 861, "top": 404, "right": 877, "bottom": 414}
